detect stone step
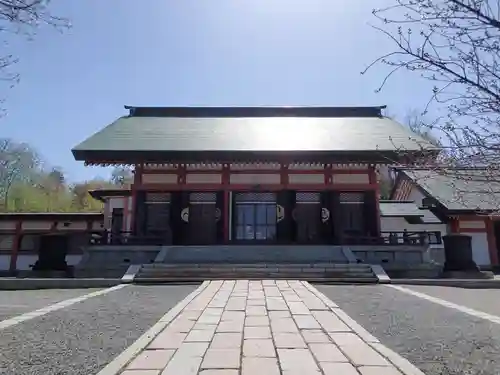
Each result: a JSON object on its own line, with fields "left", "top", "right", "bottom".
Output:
{"left": 134, "top": 276, "right": 377, "bottom": 283}
{"left": 137, "top": 270, "right": 373, "bottom": 277}
{"left": 141, "top": 263, "right": 371, "bottom": 270}
{"left": 139, "top": 266, "right": 372, "bottom": 273}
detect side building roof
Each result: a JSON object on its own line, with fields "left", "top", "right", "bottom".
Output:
{"left": 395, "top": 168, "right": 500, "bottom": 213}
{"left": 379, "top": 200, "right": 443, "bottom": 223}
{"left": 88, "top": 189, "right": 131, "bottom": 202}
{"left": 72, "top": 106, "right": 438, "bottom": 164}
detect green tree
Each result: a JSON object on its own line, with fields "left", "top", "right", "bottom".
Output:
{"left": 0, "top": 138, "right": 40, "bottom": 209}
{"left": 110, "top": 166, "right": 133, "bottom": 186}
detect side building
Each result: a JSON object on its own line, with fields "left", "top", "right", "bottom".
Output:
{"left": 391, "top": 167, "right": 500, "bottom": 268}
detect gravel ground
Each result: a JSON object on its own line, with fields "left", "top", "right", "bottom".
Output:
{"left": 0, "top": 284, "right": 199, "bottom": 375}
{"left": 404, "top": 285, "right": 500, "bottom": 317}
{"left": 316, "top": 284, "right": 500, "bottom": 375}
{"left": 0, "top": 288, "right": 103, "bottom": 321}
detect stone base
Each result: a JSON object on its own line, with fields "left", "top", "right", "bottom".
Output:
{"left": 26, "top": 268, "right": 75, "bottom": 278}
{"left": 441, "top": 270, "right": 494, "bottom": 279}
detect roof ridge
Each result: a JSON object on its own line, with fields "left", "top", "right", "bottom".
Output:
{"left": 124, "top": 105, "right": 387, "bottom": 118}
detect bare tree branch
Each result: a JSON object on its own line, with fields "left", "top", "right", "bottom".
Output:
{"left": 368, "top": 0, "right": 500, "bottom": 209}
{"left": 0, "top": 0, "right": 69, "bottom": 116}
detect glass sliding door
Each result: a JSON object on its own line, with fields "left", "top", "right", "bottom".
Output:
{"left": 234, "top": 192, "right": 277, "bottom": 242}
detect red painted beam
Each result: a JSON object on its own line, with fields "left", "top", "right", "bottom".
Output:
{"left": 135, "top": 183, "right": 378, "bottom": 191}
{"left": 130, "top": 163, "right": 142, "bottom": 234}
{"left": 368, "top": 166, "right": 381, "bottom": 236}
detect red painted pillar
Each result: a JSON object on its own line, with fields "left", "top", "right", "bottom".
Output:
{"left": 485, "top": 218, "right": 499, "bottom": 266}
{"left": 130, "top": 163, "right": 142, "bottom": 235}
{"left": 280, "top": 163, "right": 289, "bottom": 187}
{"left": 450, "top": 218, "right": 460, "bottom": 233}
{"left": 9, "top": 220, "right": 22, "bottom": 273}
{"left": 324, "top": 164, "right": 332, "bottom": 185}
{"left": 369, "top": 165, "right": 381, "bottom": 236}
{"left": 222, "top": 164, "right": 230, "bottom": 243}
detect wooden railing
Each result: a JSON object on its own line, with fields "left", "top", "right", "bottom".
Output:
{"left": 343, "top": 231, "right": 442, "bottom": 246}
{"left": 89, "top": 230, "right": 171, "bottom": 246}
{"left": 88, "top": 230, "right": 442, "bottom": 247}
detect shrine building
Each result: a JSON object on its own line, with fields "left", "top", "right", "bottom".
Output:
{"left": 72, "top": 105, "right": 435, "bottom": 247}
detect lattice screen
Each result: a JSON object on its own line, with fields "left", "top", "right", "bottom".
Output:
{"left": 189, "top": 192, "right": 217, "bottom": 203}
{"left": 339, "top": 192, "right": 364, "bottom": 203}
{"left": 296, "top": 192, "right": 320, "bottom": 203}
{"left": 234, "top": 192, "right": 276, "bottom": 202}
{"left": 145, "top": 193, "right": 171, "bottom": 203}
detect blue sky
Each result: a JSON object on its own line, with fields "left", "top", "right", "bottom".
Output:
{"left": 1, "top": 0, "right": 435, "bottom": 182}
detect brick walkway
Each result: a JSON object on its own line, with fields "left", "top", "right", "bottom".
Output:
{"left": 119, "top": 280, "right": 421, "bottom": 375}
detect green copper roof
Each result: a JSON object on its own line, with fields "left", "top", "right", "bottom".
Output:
{"left": 72, "top": 106, "right": 438, "bottom": 163}
{"left": 401, "top": 168, "right": 500, "bottom": 212}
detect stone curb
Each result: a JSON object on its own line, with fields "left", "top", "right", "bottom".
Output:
{"left": 96, "top": 280, "right": 210, "bottom": 375}
{"left": 121, "top": 265, "right": 142, "bottom": 283}
{"left": 0, "top": 278, "right": 121, "bottom": 290}
{"left": 370, "top": 264, "right": 391, "bottom": 284}
{"left": 391, "top": 278, "right": 500, "bottom": 289}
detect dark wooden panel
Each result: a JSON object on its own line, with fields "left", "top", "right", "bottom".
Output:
{"left": 320, "top": 191, "right": 335, "bottom": 244}
{"left": 364, "top": 191, "right": 378, "bottom": 237}
{"left": 134, "top": 191, "right": 146, "bottom": 236}
{"left": 170, "top": 191, "right": 190, "bottom": 245}
{"left": 276, "top": 190, "right": 295, "bottom": 244}
{"left": 216, "top": 191, "right": 224, "bottom": 244}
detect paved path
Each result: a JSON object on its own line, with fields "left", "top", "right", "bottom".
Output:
{"left": 111, "top": 280, "right": 422, "bottom": 375}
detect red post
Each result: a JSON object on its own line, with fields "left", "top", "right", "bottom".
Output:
{"left": 9, "top": 220, "right": 22, "bottom": 273}
{"left": 485, "top": 218, "right": 499, "bottom": 266}
{"left": 130, "top": 163, "right": 142, "bottom": 235}
{"left": 222, "top": 164, "right": 230, "bottom": 243}
{"left": 369, "top": 165, "right": 381, "bottom": 236}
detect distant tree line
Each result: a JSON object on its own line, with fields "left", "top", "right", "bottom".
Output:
{"left": 0, "top": 137, "right": 132, "bottom": 212}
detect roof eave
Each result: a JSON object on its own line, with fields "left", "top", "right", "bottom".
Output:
{"left": 73, "top": 149, "right": 432, "bottom": 165}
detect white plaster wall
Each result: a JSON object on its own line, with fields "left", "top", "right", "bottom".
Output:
{"left": 230, "top": 173, "right": 280, "bottom": 184}
{"left": 381, "top": 217, "right": 446, "bottom": 234}
{"left": 22, "top": 221, "right": 52, "bottom": 231}
{"left": 463, "top": 232, "right": 491, "bottom": 266}
{"left": 0, "top": 255, "right": 10, "bottom": 270}
{"left": 103, "top": 197, "right": 126, "bottom": 230}
{"left": 16, "top": 255, "right": 38, "bottom": 270}
{"left": 108, "top": 197, "right": 125, "bottom": 210}
{"left": 459, "top": 220, "right": 486, "bottom": 229}
{"left": 125, "top": 196, "right": 132, "bottom": 232}
{"left": 56, "top": 221, "right": 87, "bottom": 231}
{"left": 288, "top": 174, "right": 324, "bottom": 184}
{"left": 0, "top": 235, "right": 14, "bottom": 250}
{"left": 0, "top": 221, "right": 16, "bottom": 230}
{"left": 186, "top": 174, "right": 222, "bottom": 184}
{"left": 332, "top": 173, "right": 369, "bottom": 184}
{"left": 142, "top": 173, "right": 177, "bottom": 184}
